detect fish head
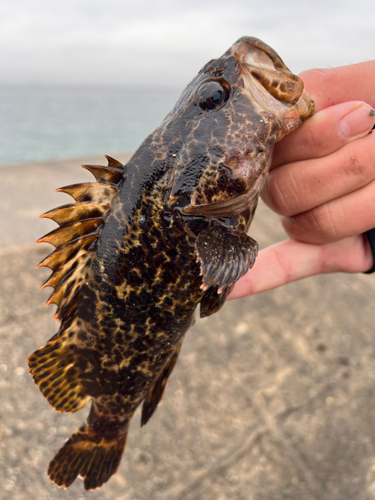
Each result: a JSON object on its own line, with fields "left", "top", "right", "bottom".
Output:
{"left": 163, "top": 36, "right": 314, "bottom": 218}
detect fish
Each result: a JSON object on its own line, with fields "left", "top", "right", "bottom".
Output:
{"left": 28, "top": 36, "right": 314, "bottom": 490}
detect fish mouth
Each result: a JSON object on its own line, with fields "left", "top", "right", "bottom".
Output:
{"left": 230, "top": 37, "right": 315, "bottom": 135}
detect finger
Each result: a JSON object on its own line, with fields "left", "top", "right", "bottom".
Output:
{"left": 272, "top": 101, "right": 375, "bottom": 169}
{"left": 300, "top": 61, "right": 375, "bottom": 112}
{"left": 281, "top": 179, "right": 375, "bottom": 244}
{"left": 228, "top": 235, "right": 373, "bottom": 300}
{"left": 264, "top": 132, "right": 375, "bottom": 217}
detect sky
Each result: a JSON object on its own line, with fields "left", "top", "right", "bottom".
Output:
{"left": 1, "top": 0, "right": 374, "bottom": 89}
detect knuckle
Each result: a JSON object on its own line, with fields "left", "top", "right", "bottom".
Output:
{"left": 263, "top": 173, "right": 285, "bottom": 212}
{"left": 341, "top": 137, "right": 375, "bottom": 183}
{"left": 342, "top": 153, "right": 367, "bottom": 183}
{"left": 281, "top": 215, "right": 308, "bottom": 241}
{"left": 310, "top": 204, "right": 336, "bottom": 234}
{"left": 281, "top": 202, "right": 340, "bottom": 244}
{"left": 264, "top": 171, "right": 301, "bottom": 216}
{"left": 300, "top": 127, "right": 316, "bottom": 154}
{"left": 301, "top": 126, "right": 326, "bottom": 156}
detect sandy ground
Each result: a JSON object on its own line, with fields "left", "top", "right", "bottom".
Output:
{"left": 0, "top": 155, "right": 375, "bottom": 500}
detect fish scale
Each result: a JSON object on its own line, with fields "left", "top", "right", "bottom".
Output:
{"left": 28, "top": 36, "right": 314, "bottom": 490}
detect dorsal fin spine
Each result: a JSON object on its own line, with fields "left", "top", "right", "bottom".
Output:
{"left": 104, "top": 155, "right": 123, "bottom": 169}
{"left": 37, "top": 234, "right": 98, "bottom": 270}
{"left": 41, "top": 254, "right": 81, "bottom": 290}
{"left": 81, "top": 165, "right": 123, "bottom": 184}
{"left": 57, "top": 183, "right": 117, "bottom": 203}
{"left": 37, "top": 218, "right": 102, "bottom": 248}
{"left": 40, "top": 202, "right": 110, "bottom": 226}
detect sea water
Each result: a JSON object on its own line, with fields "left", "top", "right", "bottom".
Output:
{"left": 0, "top": 84, "right": 181, "bottom": 166}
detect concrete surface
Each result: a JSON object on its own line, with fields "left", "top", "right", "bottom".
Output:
{"left": 0, "top": 156, "right": 375, "bottom": 500}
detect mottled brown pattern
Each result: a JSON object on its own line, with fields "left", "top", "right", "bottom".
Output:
{"left": 28, "top": 36, "right": 314, "bottom": 490}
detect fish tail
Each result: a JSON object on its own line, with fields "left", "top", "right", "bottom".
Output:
{"left": 48, "top": 420, "right": 128, "bottom": 490}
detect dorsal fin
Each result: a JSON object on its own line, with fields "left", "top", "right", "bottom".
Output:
{"left": 104, "top": 154, "right": 123, "bottom": 168}
{"left": 57, "top": 183, "right": 117, "bottom": 203}
{"left": 81, "top": 165, "right": 123, "bottom": 184}
{"left": 38, "top": 155, "right": 125, "bottom": 320}
{"left": 40, "top": 201, "right": 111, "bottom": 226}
{"left": 37, "top": 218, "right": 102, "bottom": 247}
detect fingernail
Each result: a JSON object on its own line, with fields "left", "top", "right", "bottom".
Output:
{"left": 340, "top": 104, "right": 375, "bottom": 140}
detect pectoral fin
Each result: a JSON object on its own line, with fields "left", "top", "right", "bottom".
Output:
{"left": 195, "top": 224, "right": 258, "bottom": 294}
{"left": 200, "top": 284, "right": 233, "bottom": 318}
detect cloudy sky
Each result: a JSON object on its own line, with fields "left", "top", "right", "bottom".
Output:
{"left": 1, "top": 0, "right": 374, "bottom": 89}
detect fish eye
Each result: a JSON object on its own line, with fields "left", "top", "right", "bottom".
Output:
{"left": 198, "top": 81, "right": 229, "bottom": 111}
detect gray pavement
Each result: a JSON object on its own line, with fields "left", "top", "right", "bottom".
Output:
{"left": 0, "top": 156, "right": 375, "bottom": 500}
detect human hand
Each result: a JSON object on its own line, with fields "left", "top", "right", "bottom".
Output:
{"left": 230, "top": 61, "right": 375, "bottom": 299}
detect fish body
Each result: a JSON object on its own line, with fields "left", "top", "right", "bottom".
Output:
{"left": 28, "top": 37, "right": 314, "bottom": 489}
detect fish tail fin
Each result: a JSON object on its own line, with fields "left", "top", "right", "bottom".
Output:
{"left": 48, "top": 421, "right": 128, "bottom": 490}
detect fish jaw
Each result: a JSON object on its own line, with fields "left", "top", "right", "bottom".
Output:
{"left": 232, "top": 36, "right": 315, "bottom": 140}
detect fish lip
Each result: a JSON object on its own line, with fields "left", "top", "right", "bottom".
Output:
{"left": 230, "top": 37, "right": 290, "bottom": 75}
{"left": 228, "top": 37, "right": 315, "bottom": 129}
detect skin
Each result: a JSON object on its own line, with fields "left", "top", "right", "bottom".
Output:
{"left": 230, "top": 60, "right": 375, "bottom": 299}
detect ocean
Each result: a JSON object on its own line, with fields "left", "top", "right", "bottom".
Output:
{"left": 0, "top": 84, "right": 181, "bottom": 166}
